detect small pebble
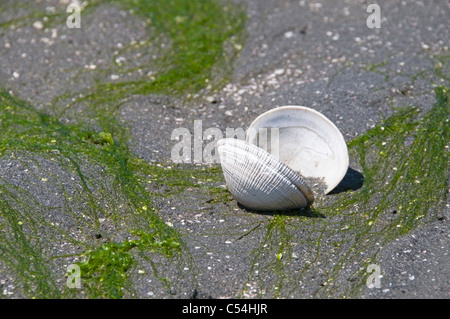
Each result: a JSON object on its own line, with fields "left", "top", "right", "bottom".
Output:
{"left": 284, "top": 31, "right": 294, "bottom": 39}
{"left": 33, "top": 21, "right": 44, "bottom": 30}
{"left": 206, "top": 96, "right": 216, "bottom": 103}
{"left": 274, "top": 69, "right": 285, "bottom": 75}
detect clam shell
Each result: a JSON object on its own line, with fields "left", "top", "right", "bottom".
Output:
{"left": 217, "top": 138, "right": 314, "bottom": 211}
{"left": 246, "top": 106, "right": 348, "bottom": 194}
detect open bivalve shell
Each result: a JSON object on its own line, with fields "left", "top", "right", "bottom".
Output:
{"left": 217, "top": 106, "right": 349, "bottom": 211}
{"left": 217, "top": 138, "right": 314, "bottom": 211}
{"left": 246, "top": 106, "right": 349, "bottom": 194}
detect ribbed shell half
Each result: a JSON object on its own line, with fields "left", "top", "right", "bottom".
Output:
{"left": 217, "top": 138, "right": 314, "bottom": 211}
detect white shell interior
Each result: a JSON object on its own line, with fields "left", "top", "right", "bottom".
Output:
{"left": 217, "top": 138, "right": 313, "bottom": 211}
{"left": 246, "top": 106, "right": 349, "bottom": 194}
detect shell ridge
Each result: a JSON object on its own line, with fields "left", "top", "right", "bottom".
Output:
{"left": 218, "top": 138, "right": 312, "bottom": 210}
